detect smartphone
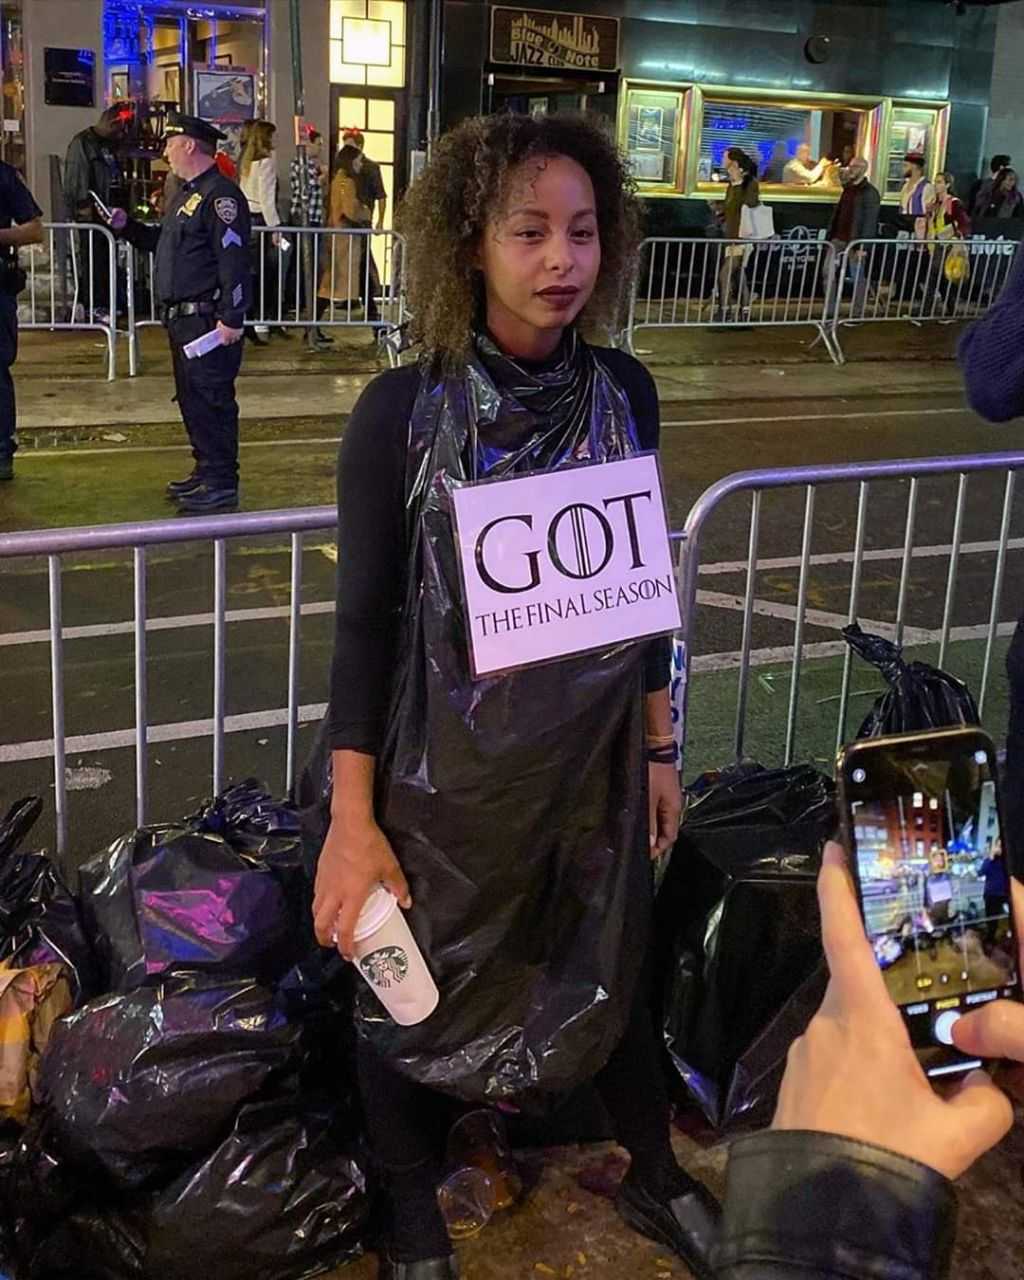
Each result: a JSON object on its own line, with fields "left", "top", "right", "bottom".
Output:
{"left": 837, "top": 726, "right": 1021, "bottom": 1079}
{"left": 89, "top": 189, "right": 114, "bottom": 224}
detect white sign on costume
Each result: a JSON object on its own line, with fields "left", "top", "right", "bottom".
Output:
{"left": 451, "top": 453, "right": 681, "bottom": 678}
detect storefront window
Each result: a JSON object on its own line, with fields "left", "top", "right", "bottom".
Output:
{"left": 330, "top": 0, "right": 406, "bottom": 88}
{"left": 623, "top": 88, "right": 683, "bottom": 190}
{"left": 885, "top": 106, "right": 940, "bottom": 196}
{"left": 698, "top": 98, "right": 865, "bottom": 188}
{"left": 0, "top": 0, "right": 25, "bottom": 173}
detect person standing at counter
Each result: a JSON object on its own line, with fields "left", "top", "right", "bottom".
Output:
{"left": 783, "top": 142, "right": 832, "bottom": 187}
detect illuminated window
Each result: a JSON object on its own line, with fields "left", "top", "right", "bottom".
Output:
{"left": 929, "top": 797, "right": 939, "bottom": 810}
{"left": 697, "top": 99, "right": 866, "bottom": 187}
{"left": 913, "top": 792, "right": 923, "bottom": 808}
{"left": 330, "top": 1, "right": 406, "bottom": 88}
{"left": 886, "top": 106, "right": 941, "bottom": 196}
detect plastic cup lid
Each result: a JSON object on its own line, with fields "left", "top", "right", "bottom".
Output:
{"left": 353, "top": 884, "right": 399, "bottom": 942}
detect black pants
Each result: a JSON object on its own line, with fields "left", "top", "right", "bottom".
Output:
{"left": 356, "top": 959, "right": 675, "bottom": 1179}
{"left": 1006, "top": 616, "right": 1024, "bottom": 871}
{"left": 74, "top": 226, "right": 115, "bottom": 316}
{"left": 168, "top": 315, "right": 243, "bottom": 489}
{"left": 0, "top": 293, "right": 17, "bottom": 461}
{"left": 250, "top": 213, "right": 284, "bottom": 325}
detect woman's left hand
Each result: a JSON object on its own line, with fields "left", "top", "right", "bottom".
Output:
{"left": 648, "top": 762, "right": 682, "bottom": 859}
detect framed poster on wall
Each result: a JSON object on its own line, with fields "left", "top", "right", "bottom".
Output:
{"left": 194, "top": 64, "right": 257, "bottom": 123}
{"left": 44, "top": 47, "right": 96, "bottom": 108}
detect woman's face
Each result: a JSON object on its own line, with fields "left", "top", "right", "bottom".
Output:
{"left": 1006, "top": 171, "right": 1018, "bottom": 192}
{"left": 725, "top": 156, "right": 740, "bottom": 181}
{"left": 935, "top": 176, "right": 948, "bottom": 198}
{"left": 479, "top": 153, "right": 601, "bottom": 359}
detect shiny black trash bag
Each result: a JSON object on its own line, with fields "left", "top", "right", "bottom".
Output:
{"left": 0, "top": 796, "right": 98, "bottom": 1004}
{"left": 145, "top": 1092, "right": 371, "bottom": 1279}
{"left": 38, "top": 976, "right": 300, "bottom": 1189}
{"left": 350, "top": 340, "right": 654, "bottom": 1104}
{"left": 843, "top": 622, "right": 980, "bottom": 738}
{"left": 656, "top": 763, "right": 836, "bottom": 1130}
{"left": 79, "top": 812, "right": 306, "bottom": 993}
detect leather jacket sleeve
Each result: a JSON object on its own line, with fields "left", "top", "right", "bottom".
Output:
{"left": 712, "top": 1130, "right": 957, "bottom": 1279}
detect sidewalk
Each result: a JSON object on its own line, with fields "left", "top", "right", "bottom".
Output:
{"left": 16, "top": 324, "right": 970, "bottom": 433}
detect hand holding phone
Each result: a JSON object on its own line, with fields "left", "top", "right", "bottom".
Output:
{"left": 838, "top": 727, "right": 1023, "bottom": 1080}
{"left": 772, "top": 842, "right": 1013, "bottom": 1179}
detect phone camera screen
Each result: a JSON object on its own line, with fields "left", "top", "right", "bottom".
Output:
{"left": 847, "top": 738, "right": 1018, "bottom": 1076}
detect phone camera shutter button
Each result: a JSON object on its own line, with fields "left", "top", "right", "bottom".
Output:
{"left": 934, "top": 1010, "right": 962, "bottom": 1046}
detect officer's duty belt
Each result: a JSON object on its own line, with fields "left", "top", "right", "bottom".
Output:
{"left": 162, "top": 300, "right": 218, "bottom": 322}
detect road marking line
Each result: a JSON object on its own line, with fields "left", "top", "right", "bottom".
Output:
{"left": 14, "top": 437, "right": 341, "bottom": 459}
{"left": 695, "top": 590, "right": 935, "bottom": 643}
{"left": 700, "top": 537, "right": 1024, "bottom": 576}
{"left": 0, "top": 703, "right": 329, "bottom": 763}
{"left": 0, "top": 600, "right": 335, "bottom": 648}
{"left": 660, "top": 406, "right": 969, "bottom": 428}
{"left": 13, "top": 405, "right": 977, "bottom": 460}
{"left": 5, "top": 618, "right": 1015, "bottom": 761}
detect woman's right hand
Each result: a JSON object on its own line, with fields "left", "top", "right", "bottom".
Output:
{"left": 312, "top": 815, "right": 412, "bottom": 960}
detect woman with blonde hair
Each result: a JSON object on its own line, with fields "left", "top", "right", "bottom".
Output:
{"left": 239, "top": 119, "right": 286, "bottom": 341}
{"left": 317, "top": 139, "right": 371, "bottom": 325}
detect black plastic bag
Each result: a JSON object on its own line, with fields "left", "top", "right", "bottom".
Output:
{"left": 79, "top": 821, "right": 305, "bottom": 993}
{"left": 656, "top": 762, "right": 836, "bottom": 1130}
{"left": 0, "top": 796, "right": 98, "bottom": 1004}
{"left": 843, "top": 622, "right": 980, "bottom": 738}
{"left": 39, "top": 976, "right": 300, "bottom": 1189}
{"left": 145, "top": 1093, "right": 371, "bottom": 1280}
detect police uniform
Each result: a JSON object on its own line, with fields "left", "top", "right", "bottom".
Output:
{"left": 120, "top": 115, "right": 250, "bottom": 513}
{"left": 0, "top": 163, "right": 42, "bottom": 481}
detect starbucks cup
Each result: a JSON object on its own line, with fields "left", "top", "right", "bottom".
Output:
{"left": 352, "top": 885, "right": 439, "bottom": 1026}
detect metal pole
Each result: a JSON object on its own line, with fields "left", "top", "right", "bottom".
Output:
{"left": 289, "top": 0, "right": 314, "bottom": 347}
{"left": 427, "top": 0, "right": 443, "bottom": 155}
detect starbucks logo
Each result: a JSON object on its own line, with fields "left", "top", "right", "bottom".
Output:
{"left": 359, "top": 945, "right": 409, "bottom": 989}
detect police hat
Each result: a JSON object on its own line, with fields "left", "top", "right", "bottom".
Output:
{"left": 165, "top": 113, "right": 227, "bottom": 146}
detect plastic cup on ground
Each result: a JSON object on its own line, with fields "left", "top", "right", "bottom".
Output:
{"left": 436, "top": 1165, "right": 496, "bottom": 1240}
{"left": 351, "top": 884, "right": 439, "bottom": 1026}
{"left": 447, "top": 1109, "right": 523, "bottom": 1211}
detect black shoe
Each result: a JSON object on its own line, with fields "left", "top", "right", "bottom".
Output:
{"left": 615, "top": 1168, "right": 720, "bottom": 1280}
{"left": 0, "top": 456, "right": 11, "bottom": 481}
{"left": 165, "top": 471, "right": 203, "bottom": 500}
{"left": 378, "top": 1256, "right": 459, "bottom": 1280}
{"left": 246, "top": 329, "right": 270, "bottom": 346}
{"left": 314, "top": 328, "right": 335, "bottom": 344}
{"left": 176, "top": 485, "right": 239, "bottom": 515}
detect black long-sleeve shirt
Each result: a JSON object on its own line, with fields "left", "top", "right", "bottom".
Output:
{"left": 329, "top": 348, "right": 669, "bottom": 754}
{"left": 121, "top": 163, "right": 251, "bottom": 329}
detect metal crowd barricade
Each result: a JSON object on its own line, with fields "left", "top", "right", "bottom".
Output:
{"left": 827, "top": 235, "right": 1019, "bottom": 362}
{"left": 21, "top": 222, "right": 119, "bottom": 380}
{"left": 622, "top": 235, "right": 840, "bottom": 362}
{"left": 675, "top": 451, "right": 1024, "bottom": 777}
{"left": 125, "top": 225, "right": 408, "bottom": 373}
{"left": 0, "top": 508, "right": 336, "bottom": 856}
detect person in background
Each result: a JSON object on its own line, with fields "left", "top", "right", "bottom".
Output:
{"left": 970, "top": 153, "right": 1011, "bottom": 221}
{"left": 899, "top": 152, "right": 935, "bottom": 239}
{"left": 0, "top": 163, "right": 43, "bottom": 482}
{"left": 317, "top": 140, "right": 369, "bottom": 329}
{"left": 958, "top": 242, "right": 1024, "bottom": 879}
{"left": 63, "top": 105, "right": 129, "bottom": 319}
{"left": 920, "top": 171, "right": 971, "bottom": 316}
{"left": 104, "top": 114, "right": 250, "bottom": 515}
{"left": 981, "top": 839, "right": 1009, "bottom": 948}
{"left": 825, "top": 155, "right": 880, "bottom": 318}
{"left": 340, "top": 126, "right": 384, "bottom": 323}
{"left": 711, "top": 841, "right": 1022, "bottom": 1278}
{"left": 783, "top": 142, "right": 832, "bottom": 186}
{"left": 714, "top": 147, "right": 759, "bottom": 320}
{"left": 289, "top": 126, "right": 331, "bottom": 348}
{"left": 976, "top": 167, "right": 1024, "bottom": 221}
{"left": 239, "top": 119, "right": 287, "bottom": 343}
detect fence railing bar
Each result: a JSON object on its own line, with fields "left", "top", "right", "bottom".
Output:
{"left": 212, "top": 538, "right": 227, "bottom": 795}
{"left": 285, "top": 531, "right": 303, "bottom": 798}
{"left": 979, "top": 470, "right": 1016, "bottom": 715}
{"left": 133, "top": 545, "right": 148, "bottom": 826}
{"left": 835, "top": 480, "right": 870, "bottom": 752}
{"left": 894, "top": 476, "right": 918, "bottom": 647}
{"left": 938, "top": 473, "right": 968, "bottom": 669}
{"left": 48, "top": 555, "right": 68, "bottom": 857}
{"left": 733, "top": 489, "right": 762, "bottom": 759}
{"left": 785, "top": 485, "right": 816, "bottom": 765}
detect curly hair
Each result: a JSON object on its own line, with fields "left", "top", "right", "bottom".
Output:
{"left": 395, "top": 113, "right": 643, "bottom": 361}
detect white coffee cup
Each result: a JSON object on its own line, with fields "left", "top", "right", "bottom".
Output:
{"left": 352, "top": 885, "right": 439, "bottom": 1026}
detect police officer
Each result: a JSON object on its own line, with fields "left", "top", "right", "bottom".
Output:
{"left": 0, "top": 163, "right": 43, "bottom": 482}
{"left": 106, "top": 113, "right": 250, "bottom": 514}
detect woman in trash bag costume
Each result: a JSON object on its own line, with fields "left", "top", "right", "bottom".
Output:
{"left": 311, "top": 114, "right": 719, "bottom": 1280}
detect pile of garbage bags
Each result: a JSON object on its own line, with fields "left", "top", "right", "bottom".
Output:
{"left": 0, "top": 782, "right": 372, "bottom": 1280}
{"left": 655, "top": 761, "right": 837, "bottom": 1132}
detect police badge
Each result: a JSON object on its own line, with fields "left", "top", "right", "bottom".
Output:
{"left": 215, "top": 197, "right": 238, "bottom": 225}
